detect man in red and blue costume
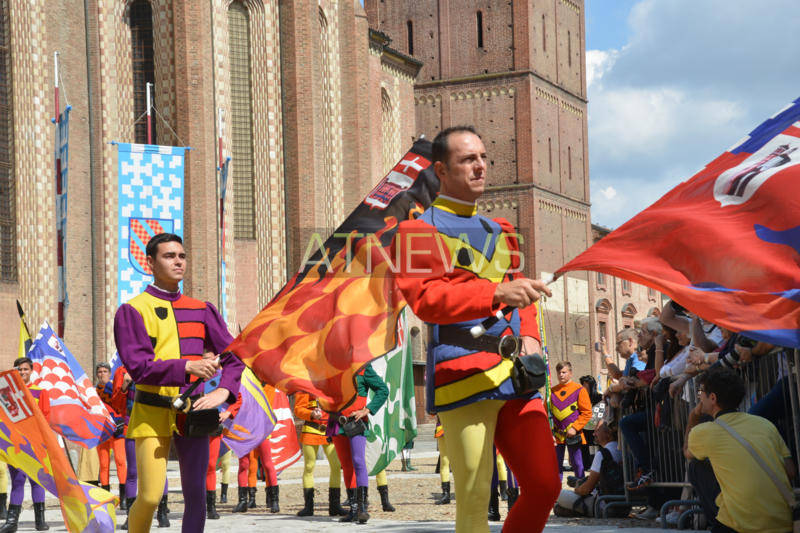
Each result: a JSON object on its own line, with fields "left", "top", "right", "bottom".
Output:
{"left": 393, "top": 126, "right": 560, "bottom": 532}
{"left": 114, "top": 233, "right": 243, "bottom": 533}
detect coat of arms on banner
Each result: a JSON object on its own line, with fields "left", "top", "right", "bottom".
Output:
{"left": 0, "top": 375, "right": 32, "bottom": 423}
{"left": 128, "top": 217, "right": 175, "bottom": 275}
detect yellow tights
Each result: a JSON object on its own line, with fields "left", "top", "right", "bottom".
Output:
{"left": 437, "top": 435, "right": 451, "bottom": 484}
{"left": 301, "top": 443, "right": 342, "bottom": 489}
{"left": 127, "top": 437, "right": 170, "bottom": 533}
{"left": 438, "top": 399, "right": 504, "bottom": 533}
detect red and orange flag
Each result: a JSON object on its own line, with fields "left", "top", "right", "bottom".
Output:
{"left": 227, "top": 139, "right": 438, "bottom": 411}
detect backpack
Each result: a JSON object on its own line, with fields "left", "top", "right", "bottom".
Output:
{"left": 597, "top": 446, "right": 624, "bottom": 495}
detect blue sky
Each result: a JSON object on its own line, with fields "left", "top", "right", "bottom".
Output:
{"left": 585, "top": 0, "right": 800, "bottom": 228}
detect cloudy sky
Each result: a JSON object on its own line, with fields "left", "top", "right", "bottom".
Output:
{"left": 585, "top": 0, "right": 800, "bottom": 229}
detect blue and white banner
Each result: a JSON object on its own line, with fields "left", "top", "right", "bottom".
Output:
{"left": 55, "top": 106, "right": 71, "bottom": 323}
{"left": 218, "top": 157, "right": 231, "bottom": 322}
{"left": 116, "top": 143, "right": 188, "bottom": 304}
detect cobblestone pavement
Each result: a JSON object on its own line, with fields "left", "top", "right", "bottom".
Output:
{"left": 21, "top": 426, "right": 699, "bottom": 531}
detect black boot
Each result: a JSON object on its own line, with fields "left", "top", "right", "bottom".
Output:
{"left": 118, "top": 485, "right": 127, "bottom": 511}
{"left": 232, "top": 487, "right": 249, "bottom": 513}
{"left": 0, "top": 504, "right": 20, "bottom": 533}
{"left": 356, "top": 486, "right": 370, "bottom": 524}
{"left": 101, "top": 484, "right": 110, "bottom": 492}
{"left": 342, "top": 487, "right": 355, "bottom": 508}
{"left": 435, "top": 482, "right": 451, "bottom": 505}
{"left": 247, "top": 486, "right": 257, "bottom": 509}
{"left": 328, "top": 487, "right": 348, "bottom": 516}
{"left": 499, "top": 480, "right": 508, "bottom": 501}
{"left": 0, "top": 493, "right": 7, "bottom": 520}
{"left": 267, "top": 485, "right": 279, "bottom": 513}
{"left": 377, "top": 485, "right": 395, "bottom": 512}
{"left": 297, "top": 488, "right": 314, "bottom": 516}
{"left": 156, "top": 495, "right": 170, "bottom": 528}
{"left": 507, "top": 486, "right": 519, "bottom": 510}
{"left": 120, "top": 498, "right": 135, "bottom": 530}
{"left": 488, "top": 486, "right": 501, "bottom": 521}
{"left": 33, "top": 502, "right": 49, "bottom": 531}
{"left": 207, "top": 490, "right": 220, "bottom": 519}
{"left": 220, "top": 483, "right": 228, "bottom": 504}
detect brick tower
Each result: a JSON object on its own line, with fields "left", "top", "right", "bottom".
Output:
{"left": 366, "top": 0, "right": 597, "bottom": 377}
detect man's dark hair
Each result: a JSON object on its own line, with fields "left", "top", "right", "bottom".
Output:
{"left": 96, "top": 362, "right": 111, "bottom": 372}
{"left": 698, "top": 366, "right": 745, "bottom": 411}
{"left": 556, "top": 361, "right": 572, "bottom": 372}
{"left": 13, "top": 357, "right": 32, "bottom": 368}
{"left": 431, "top": 125, "right": 481, "bottom": 164}
{"left": 146, "top": 233, "right": 183, "bottom": 258}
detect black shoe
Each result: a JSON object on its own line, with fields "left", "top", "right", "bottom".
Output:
{"left": 435, "top": 482, "right": 451, "bottom": 505}
{"left": 248, "top": 486, "right": 257, "bottom": 509}
{"left": 207, "top": 490, "right": 220, "bottom": 520}
{"left": 0, "top": 493, "right": 7, "bottom": 520}
{"left": 220, "top": 483, "right": 228, "bottom": 504}
{"left": 118, "top": 485, "right": 127, "bottom": 511}
{"left": 507, "top": 487, "right": 519, "bottom": 510}
{"left": 356, "top": 486, "right": 370, "bottom": 524}
{"left": 120, "top": 497, "right": 135, "bottom": 530}
{"left": 267, "top": 485, "right": 279, "bottom": 513}
{"left": 328, "top": 487, "right": 348, "bottom": 516}
{"left": 156, "top": 495, "right": 170, "bottom": 528}
{"left": 378, "top": 485, "right": 395, "bottom": 512}
{"left": 233, "top": 487, "right": 249, "bottom": 513}
{"left": 0, "top": 504, "right": 20, "bottom": 533}
{"left": 488, "top": 487, "right": 501, "bottom": 521}
{"left": 297, "top": 488, "right": 314, "bottom": 517}
{"left": 499, "top": 480, "right": 508, "bottom": 501}
{"left": 33, "top": 502, "right": 49, "bottom": 531}
{"left": 341, "top": 487, "right": 354, "bottom": 508}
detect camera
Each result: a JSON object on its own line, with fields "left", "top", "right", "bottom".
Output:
{"left": 566, "top": 475, "right": 586, "bottom": 488}
{"left": 735, "top": 336, "right": 757, "bottom": 349}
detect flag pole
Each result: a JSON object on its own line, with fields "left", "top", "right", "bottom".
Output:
{"left": 537, "top": 299, "right": 554, "bottom": 431}
{"left": 146, "top": 82, "right": 153, "bottom": 144}
{"left": 54, "top": 52, "right": 65, "bottom": 338}
{"left": 16, "top": 300, "right": 32, "bottom": 340}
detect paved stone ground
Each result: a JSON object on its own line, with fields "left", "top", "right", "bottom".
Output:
{"left": 14, "top": 425, "right": 700, "bottom": 531}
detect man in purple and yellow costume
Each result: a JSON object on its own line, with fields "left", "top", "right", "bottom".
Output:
{"left": 549, "top": 361, "right": 592, "bottom": 480}
{"left": 114, "top": 233, "right": 244, "bottom": 533}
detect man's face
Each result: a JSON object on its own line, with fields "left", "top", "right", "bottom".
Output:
{"left": 638, "top": 328, "right": 655, "bottom": 350}
{"left": 435, "top": 132, "right": 488, "bottom": 203}
{"left": 697, "top": 385, "right": 716, "bottom": 415}
{"left": 615, "top": 335, "right": 636, "bottom": 358}
{"left": 557, "top": 365, "right": 572, "bottom": 385}
{"left": 15, "top": 363, "right": 32, "bottom": 384}
{"left": 96, "top": 366, "right": 111, "bottom": 385}
{"left": 146, "top": 241, "right": 186, "bottom": 287}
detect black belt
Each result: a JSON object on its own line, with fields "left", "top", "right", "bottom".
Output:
{"left": 438, "top": 326, "right": 520, "bottom": 358}
{"left": 134, "top": 390, "right": 202, "bottom": 409}
{"left": 304, "top": 420, "right": 327, "bottom": 433}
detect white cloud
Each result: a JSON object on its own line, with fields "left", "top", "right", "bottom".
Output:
{"left": 586, "top": 0, "right": 800, "bottom": 229}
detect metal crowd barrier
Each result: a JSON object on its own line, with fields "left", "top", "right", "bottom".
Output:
{"left": 611, "top": 348, "right": 800, "bottom": 527}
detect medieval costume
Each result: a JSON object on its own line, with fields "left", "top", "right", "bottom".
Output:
{"left": 550, "top": 380, "right": 592, "bottom": 479}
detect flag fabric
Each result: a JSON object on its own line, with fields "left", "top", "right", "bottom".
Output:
{"left": 227, "top": 139, "right": 438, "bottom": 411}
{"left": 55, "top": 106, "right": 71, "bottom": 335}
{"left": 365, "top": 309, "right": 417, "bottom": 476}
{"left": 17, "top": 319, "right": 31, "bottom": 360}
{"left": 218, "top": 157, "right": 231, "bottom": 323}
{"left": 556, "top": 98, "right": 800, "bottom": 348}
{"left": 221, "top": 368, "right": 276, "bottom": 457}
{"left": 268, "top": 389, "right": 301, "bottom": 473}
{"left": 116, "top": 142, "right": 188, "bottom": 304}
{"left": 28, "top": 322, "right": 116, "bottom": 448}
{"left": 0, "top": 370, "right": 116, "bottom": 532}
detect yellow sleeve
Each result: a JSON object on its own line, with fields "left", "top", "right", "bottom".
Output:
{"left": 687, "top": 423, "right": 710, "bottom": 460}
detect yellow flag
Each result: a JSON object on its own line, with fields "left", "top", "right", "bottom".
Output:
{"left": 17, "top": 318, "right": 31, "bottom": 359}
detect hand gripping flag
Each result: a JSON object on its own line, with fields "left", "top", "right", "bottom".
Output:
{"left": 28, "top": 323, "right": 117, "bottom": 447}
{"left": 221, "top": 368, "right": 276, "bottom": 457}
{"left": 0, "top": 370, "right": 116, "bottom": 532}
{"left": 557, "top": 98, "right": 800, "bottom": 347}
{"left": 227, "top": 139, "right": 439, "bottom": 411}
{"left": 269, "top": 389, "right": 301, "bottom": 473}
{"left": 366, "top": 309, "right": 418, "bottom": 475}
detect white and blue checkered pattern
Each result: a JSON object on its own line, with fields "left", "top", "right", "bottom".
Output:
{"left": 117, "top": 143, "right": 187, "bottom": 304}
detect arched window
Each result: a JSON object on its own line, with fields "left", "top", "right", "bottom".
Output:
{"left": 0, "top": 2, "right": 16, "bottom": 281}
{"left": 406, "top": 20, "right": 413, "bottom": 55}
{"left": 381, "top": 89, "right": 398, "bottom": 175}
{"left": 541, "top": 14, "right": 546, "bottom": 52}
{"left": 229, "top": 1, "right": 255, "bottom": 239}
{"left": 130, "top": 0, "right": 156, "bottom": 144}
{"left": 476, "top": 11, "right": 484, "bottom": 48}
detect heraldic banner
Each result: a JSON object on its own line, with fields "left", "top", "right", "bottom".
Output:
{"left": 116, "top": 143, "right": 188, "bottom": 305}
{"left": 227, "top": 139, "right": 439, "bottom": 411}
{"left": 0, "top": 370, "right": 116, "bottom": 532}
{"left": 556, "top": 98, "right": 800, "bottom": 347}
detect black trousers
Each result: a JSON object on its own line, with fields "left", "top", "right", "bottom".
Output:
{"left": 687, "top": 459, "right": 739, "bottom": 533}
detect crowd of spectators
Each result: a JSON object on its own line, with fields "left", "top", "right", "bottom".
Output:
{"left": 550, "top": 300, "right": 799, "bottom": 532}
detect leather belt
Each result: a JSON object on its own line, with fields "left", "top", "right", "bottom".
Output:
{"left": 304, "top": 420, "right": 327, "bottom": 433}
{"left": 134, "top": 390, "right": 202, "bottom": 409}
{"left": 438, "top": 326, "right": 520, "bottom": 358}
